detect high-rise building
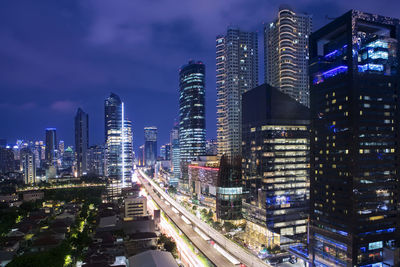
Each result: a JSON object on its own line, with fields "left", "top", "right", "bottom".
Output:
{"left": 21, "top": 148, "right": 36, "bottom": 184}
{"left": 170, "top": 124, "right": 180, "bottom": 186}
{"left": 216, "top": 155, "right": 243, "bottom": 221}
{"left": 160, "top": 145, "right": 166, "bottom": 160}
{"left": 309, "top": 10, "right": 400, "bottom": 266}
{"left": 124, "top": 196, "right": 147, "bottom": 219}
{"left": 58, "top": 140, "right": 65, "bottom": 157}
{"left": 138, "top": 145, "right": 145, "bottom": 167}
{"left": 45, "top": 128, "right": 57, "bottom": 167}
{"left": 0, "top": 148, "right": 14, "bottom": 174}
{"left": 75, "top": 108, "right": 89, "bottom": 177}
{"left": 242, "top": 83, "right": 310, "bottom": 248}
{"left": 144, "top": 127, "right": 157, "bottom": 167}
{"left": 105, "top": 93, "right": 133, "bottom": 183}
{"left": 216, "top": 27, "right": 258, "bottom": 158}
{"left": 88, "top": 145, "right": 105, "bottom": 177}
{"left": 164, "top": 144, "right": 171, "bottom": 161}
{"left": 179, "top": 60, "right": 206, "bottom": 189}
{"left": 205, "top": 139, "right": 218, "bottom": 156}
{"left": 62, "top": 146, "right": 75, "bottom": 171}
{"left": 0, "top": 139, "right": 7, "bottom": 148}
{"left": 265, "top": 5, "right": 312, "bottom": 107}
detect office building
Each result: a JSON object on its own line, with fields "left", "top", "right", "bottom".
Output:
{"left": 0, "top": 148, "right": 15, "bottom": 174}
{"left": 138, "top": 145, "right": 145, "bottom": 167}
{"left": 309, "top": 10, "right": 400, "bottom": 266}
{"left": 206, "top": 139, "right": 218, "bottom": 156}
{"left": 75, "top": 108, "right": 89, "bottom": 176}
{"left": 144, "top": 127, "right": 157, "bottom": 167}
{"left": 124, "top": 196, "right": 147, "bottom": 219}
{"left": 242, "top": 83, "right": 310, "bottom": 248}
{"left": 216, "top": 27, "right": 258, "bottom": 158}
{"left": 45, "top": 128, "right": 57, "bottom": 166}
{"left": 105, "top": 93, "right": 133, "bottom": 183}
{"left": 21, "top": 148, "right": 36, "bottom": 184}
{"left": 216, "top": 155, "right": 243, "bottom": 221}
{"left": 170, "top": 124, "right": 180, "bottom": 186}
{"left": 88, "top": 145, "right": 105, "bottom": 177}
{"left": 265, "top": 5, "right": 312, "bottom": 106}
{"left": 0, "top": 139, "right": 6, "bottom": 148}
{"left": 179, "top": 60, "right": 206, "bottom": 190}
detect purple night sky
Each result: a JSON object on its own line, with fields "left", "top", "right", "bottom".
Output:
{"left": 1, "top": 0, "right": 399, "bottom": 151}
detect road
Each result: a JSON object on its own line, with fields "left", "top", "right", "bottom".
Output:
{"left": 138, "top": 169, "right": 271, "bottom": 267}
{"left": 138, "top": 170, "right": 235, "bottom": 267}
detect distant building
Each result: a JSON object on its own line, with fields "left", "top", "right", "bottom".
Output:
{"left": 75, "top": 108, "right": 89, "bottom": 176}
{"left": 137, "top": 145, "right": 145, "bottom": 167}
{"left": 205, "top": 139, "right": 217, "bottom": 156}
{"left": 87, "top": 145, "right": 105, "bottom": 177}
{"left": 105, "top": 93, "right": 133, "bottom": 182}
{"left": 124, "top": 196, "right": 147, "bottom": 219}
{"left": 144, "top": 127, "right": 157, "bottom": 167}
{"left": 45, "top": 128, "right": 57, "bottom": 166}
{"left": 0, "top": 148, "right": 14, "bottom": 174}
{"left": 21, "top": 148, "right": 36, "bottom": 184}
{"left": 62, "top": 146, "right": 75, "bottom": 171}
{"left": 0, "top": 139, "right": 6, "bottom": 148}
{"left": 23, "top": 191, "right": 44, "bottom": 202}
{"left": 170, "top": 125, "right": 180, "bottom": 186}
{"left": 265, "top": 5, "right": 312, "bottom": 106}
{"left": 216, "top": 27, "right": 258, "bottom": 158}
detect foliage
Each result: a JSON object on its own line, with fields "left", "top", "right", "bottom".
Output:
{"left": 158, "top": 233, "right": 177, "bottom": 257}
{"left": 223, "top": 222, "right": 236, "bottom": 232}
{"left": 167, "top": 186, "right": 177, "bottom": 195}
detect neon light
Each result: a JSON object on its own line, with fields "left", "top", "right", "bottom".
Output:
{"left": 322, "top": 66, "right": 348, "bottom": 78}
{"left": 358, "top": 64, "right": 384, "bottom": 72}
{"left": 188, "top": 165, "right": 219, "bottom": 171}
{"left": 122, "top": 102, "right": 125, "bottom": 187}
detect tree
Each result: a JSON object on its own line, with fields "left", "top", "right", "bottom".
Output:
{"left": 192, "top": 205, "right": 197, "bottom": 211}
{"left": 223, "top": 222, "right": 235, "bottom": 232}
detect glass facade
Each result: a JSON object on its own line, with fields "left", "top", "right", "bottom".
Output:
{"left": 144, "top": 126, "right": 157, "bottom": 167}
{"left": 74, "top": 108, "right": 89, "bottom": 176}
{"left": 242, "top": 83, "right": 310, "bottom": 248}
{"left": 179, "top": 60, "right": 206, "bottom": 190}
{"left": 309, "top": 10, "right": 400, "bottom": 266}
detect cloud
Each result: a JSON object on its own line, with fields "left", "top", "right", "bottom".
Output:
{"left": 50, "top": 100, "right": 79, "bottom": 113}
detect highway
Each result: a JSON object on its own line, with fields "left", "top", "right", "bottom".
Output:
{"left": 138, "top": 169, "right": 271, "bottom": 267}
{"left": 138, "top": 170, "right": 235, "bottom": 267}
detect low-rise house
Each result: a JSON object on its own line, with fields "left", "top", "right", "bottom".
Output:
{"left": 128, "top": 250, "right": 178, "bottom": 267}
{"left": 22, "top": 191, "right": 44, "bottom": 202}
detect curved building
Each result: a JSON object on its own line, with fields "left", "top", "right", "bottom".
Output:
{"left": 265, "top": 6, "right": 312, "bottom": 107}
{"left": 179, "top": 60, "right": 206, "bottom": 189}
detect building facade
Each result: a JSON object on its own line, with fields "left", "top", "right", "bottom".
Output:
{"left": 105, "top": 93, "right": 133, "bottom": 183}
{"left": 170, "top": 125, "right": 180, "bottom": 186}
{"left": 265, "top": 5, "right": 312, "bottom": 107}
{"left": 144, "top": 127, "right": 157, "bottom": 167}
{"left": 45, "top": 128, "right": 57, "bottom": 167}
{"left": 179, "top": 60, "right": 206, "bottom": 190}
{"left": 75, "top": 108, "right": 89, "bottom": 177}
{"left": 21, "top": 148, "right": 36, "bottom": 184}
{"left": 216, "top": 27, "right": 259, "bottom": 158}
{"left": 88, "top": 145, "right": 105, "bottom": 177}
{"left": 242, "top": 83, "right": 310, "bottom": 248}
{"left": 124, "top": 196, "right": 147, "bottom": 219}
{"left": 309, "top": 10, "right": 400, "bottom": 266}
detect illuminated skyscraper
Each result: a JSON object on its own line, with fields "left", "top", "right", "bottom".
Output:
{"left": 45, "top": 128, "right": 57, "bottom": 166}
{"left": 216, "top": 27, "right": 258, "bottom": 158}
{"left": 21, "top": 148, "right": 36, "bottom": 184}
{"left": 87, "top": 145, "right": 105, "bottom": 177}
{"left": 75, "top": 108, "right": 89, "bottom": 176}
{"left": 144, "top": 126, "right": 157, "bottom": 167}
{"left": 265, "top": 5, "right": 312, "bottom": 107}
{"left": 179, "top": 60, "right": 206, "bottom": 189}
{"left": 309, "top": 10, "right": 400, "bottom": 266}
{"left": 170, "top": 124, "right": 180, "bottom": 186}
{"left": 104, "top": 93, "right": 133, "bottom": 183}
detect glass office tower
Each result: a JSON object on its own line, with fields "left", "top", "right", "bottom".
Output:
{"left": 179, "top": 60, "right": 206, "bottom": 190}
{"left": 105, "top": 93, "right": 133, "bottom": 183}
{"left": 309, "top": 10, "right": 400, "bottom": 267}
{"left": 144, "top": 126, "right": 157, "bottom": 167}
{"left": 75, "top": 108, "right": 89, "bottom": 177}
{"left": 45, "top": 128, "right": 57, "bottom": 167}
{"left": 242, "top": 83, "right": 310, "bottom": 248}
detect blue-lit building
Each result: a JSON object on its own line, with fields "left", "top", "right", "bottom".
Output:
{"left": 178, "top": 60, "right": 206, "bottom": 190}
{"left": 144, "top": 126, "right": 157, "bottom": 167}
{"left": 170, "top": 124, "right": 180, "bottom": 186}
{"left": 105, "top": 93, "right": 133, "bottom": 183}
{"left": 309, "top": 10, "right": 400, "bottom": 267}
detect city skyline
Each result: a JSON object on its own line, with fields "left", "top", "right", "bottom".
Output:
{"left": 2, "top": 1, "right": 400, "bottom": 151}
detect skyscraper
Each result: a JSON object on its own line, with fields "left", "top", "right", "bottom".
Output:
{"left": 87, "top": 145, "right": 105, "bottom": 177}
{"left": 21, "top": 148, "right": 36, "bottom": 184}
{"left": 309, "top": 10, "right": 400, "bottom": 266}
{"left": 216, "top": 27, "right": 258, "bottom": 158}
{"left": 242, "top": 83, "right": 310, "bottom": 248}
{"left": 144, "top": 126, "right": 157, "bottom": 167}
{"left": 170, "top": 124, "right": 180, "bottom": 186}
{"left": 179, "top": 60, "right": 206, "bottom": 189}
{"left": 75, "top": 108, "right": 89, "bottom": 177}
{"left": 105, "top": 93, "right": 133, "bottom": 183}
{"left": 45, "top": 128, "right": 57, "bottom": 167}
{"left": 265, "top": 5, "right": 312, "bottom": 107}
